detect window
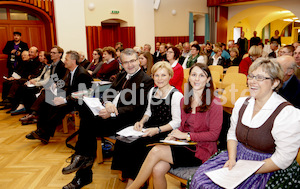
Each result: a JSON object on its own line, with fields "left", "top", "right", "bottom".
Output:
{"left": 0, "top": 8, "right": 7, "bottom": 20}
{"left": 9, "top": 9, "right": 39, "bottom": 21}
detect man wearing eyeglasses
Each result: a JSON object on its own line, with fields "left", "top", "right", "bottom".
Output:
{"left": 61, "top": 48, "right": 154, "bottom": 189}
{"left": 277, "top": 55, "right": 300, "bottom": 108}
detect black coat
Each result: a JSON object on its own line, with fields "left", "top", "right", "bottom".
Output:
{"left": 2, "top": 40, "right": 29, "bottom": 68}
{"left": 278, "top": 75, "right": 300, "bottom": 109}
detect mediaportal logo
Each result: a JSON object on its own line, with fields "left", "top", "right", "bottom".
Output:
{"left": 45, "top": 73, "right": 66, "bottom": 106}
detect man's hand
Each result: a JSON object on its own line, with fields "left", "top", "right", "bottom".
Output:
{"left": 29, "top": 79, "right": 36, "bottom": 85}
{"left": 8, "top": 77, "right": 15, "bottom": 81}
{"left": 99, "top": 109, "right": 111, "bottom": 119}
{"left": 134, "top": 121, "right": 144, "bottom": 131}
{"left": 105, "top": 102, "right": 119, "bottom": 115}
{"left": 52, "top": 97, "right": 66, "bottom": 106}
{"left": 11, "top": 49, "right": 17, "bottom": 54}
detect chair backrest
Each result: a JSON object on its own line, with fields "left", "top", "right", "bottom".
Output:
{"left": 221, "top": 84, "right": 250, "bottom": 108}
{"left": 210, "top": 71, "right": 220, "bottom": 89}
{"left": 222, "top": 73, "right": 247, "bottom": 89}
{"left": 226, "top": 66, "right": 239, "bottom": 74}
{"left": 182, "top": 68, "right": 190, "bottom": 94}
{"left": 208, "top": 65, "right": 224, "bottom": 80}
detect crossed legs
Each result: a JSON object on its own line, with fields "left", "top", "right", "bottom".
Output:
{"left": 127, "top": 145, "right": 173, "bottom": 189}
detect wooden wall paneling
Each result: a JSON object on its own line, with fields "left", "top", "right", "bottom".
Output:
{"left": 28, "top": 25, "right": 46, "bottom": 51}
{"left": 0, "top": 25, "right": 9, "bottom": 91}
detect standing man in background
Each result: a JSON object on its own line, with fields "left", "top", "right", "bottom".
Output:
{"left": 2, "top": 31, "right": 29, "bottom": 76}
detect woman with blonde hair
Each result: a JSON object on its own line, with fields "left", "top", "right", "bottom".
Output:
{"left": 239, "top": 45, "right": 262, "bottom": 76}
{"left": 112, "top": 61, "right": 183, "bottom": 187}
{"left": 207, "top": 46, "right": 225, "bottom": 66}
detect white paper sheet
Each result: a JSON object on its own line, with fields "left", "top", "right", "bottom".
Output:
{"left": 3, "top": 76, "right": 7, "bottom": 80}
{"left": 91, "top": 81, "right": 112, "bottom": 85}
{"left": 160, "top": 140, "right": 190, "bottom": 145}
{"left": 116, "top": 126, "right": 146, "bottom": 137}
{"left": 26, "top": 81, "right": 35, "bottom": 87}
{"left": 83, "top": 96, "right": 105, "bottom": 116}
{"left": 12, "top": 72, "right": 21, "bottom": 79}
{"left": 205, "top": 160, "right": 265, "bottom": 189}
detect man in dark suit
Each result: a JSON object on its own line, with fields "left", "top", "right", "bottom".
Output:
{"left": 61, "top": 48, "right": 154, "bottom": 189}
{"left": 20, "top": 45, "right": 67, "bottom": 124}
{"left": 25, "top": 50, "right": 92, "bottom": 143}
{"left": 78, "top": 51, "right": 90, "bottom": 69}
{"left": 2, "top": 31, "right": 29, "bottom": 75}
{"left": 277, "top": 55, "right": 300, "bottom": 108}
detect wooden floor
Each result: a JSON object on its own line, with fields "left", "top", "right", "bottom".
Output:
{"left": 0, "top": 109, "right": 182, "bottom": 189}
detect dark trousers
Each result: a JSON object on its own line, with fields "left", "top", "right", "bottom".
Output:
{"left": 21, "top": 86, "right": 40, "bottom": 113}
{"left": 37, "top": 100, "right": 73, "bottom": 138}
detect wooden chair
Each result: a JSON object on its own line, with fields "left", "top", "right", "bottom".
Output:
{"left": 96, "top": 136, "right": 116, "bottom": 164}
{"left": 62, "top": 111, "right": 80, "bottom": 134}
{"left": 182, "top": 68, "right": 190, "bottom": 94}
{"left": 226, "top": 66, "right": 239, "bottom": 74}
{"left": 148, "top": 166, "right": 198, "bottom": 189}
{"left": 208, "top": 65, "right": 224, "bottom": 80}
{"left": 217, "top": 73, "right": 247, "bottom": 89}
{"left": 220, "top": 84, "right": 250, "bottom": 114}
{"left": 210, "top": 71, "right": 221, "bottom": 89}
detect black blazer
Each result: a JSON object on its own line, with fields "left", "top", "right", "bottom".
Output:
{"left": 105, "top": 69, "right": 154, "bottom": 121}
{"left": 64, "top": 65, "right": 93, "bottom": 101}
{"left": 2, "top": 40, "right": 29, "bottom": 68}
{"left": 278, "top": 75, "right": 300, "bottom": 109}
{"left": 52, "top": 60, "right": 67, "bottom": 80}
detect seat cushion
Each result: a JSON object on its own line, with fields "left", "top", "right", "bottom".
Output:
{"left": 169, "top": 166, "right": 199, "bottom": 180}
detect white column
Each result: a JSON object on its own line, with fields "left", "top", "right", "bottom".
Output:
{"left": 134, "top": 0, "right": 155, "bottom": 54}
{"left": 53, "top": 0, "right": 87, "bottom": 57}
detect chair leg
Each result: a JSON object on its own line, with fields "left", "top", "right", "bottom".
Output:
{"left": 96, "top": 138, "right": 104, "bottom": 164}
{"left": 62, "top": 114, "right": 69, "bottom": 134}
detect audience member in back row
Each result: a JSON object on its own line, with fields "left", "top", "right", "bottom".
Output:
{"left": 112, "top": 61, "right": 183, "bottom": 187}
{"left": 154, "top": 43, "right": 167, "bottom": 63}
{"left": 127, "top": 63, "right": 223, "bottom": 189}
{"left": 78, "top": 51, "right": 90, "bottom": 69}
{"left": 293, "top": 46, "right": 300, "bottom": 79}
{"left": 139, "top": 51, "right": 153, "bottom": 76}
{"left": 207, "top": 46, "right": 226, "bottom": 67}
{"left": 25, "top": 50, "right": 92, "bottom": 144}
{"left": 61, "top": 48, "right": 154, "bottom": 189}
{"left": 86, "top": 48, "right": 103, "bottom": 77}
{"left": 95, "top": 46, "right": 119, "bottom": 81}
{"left": 277, "top": 55, "right": 300, "bottom": 108}
{"left": 225, "top": 47, "right": 241, "bottom": 67}
{"left": 182, "top": 44, "right": 206, "bottom": 68}
{"left": 20, "top": 45, "right": 67, "bottom": 125}
{"left": 190, "top": 58, "right": 300, "bottom": 189}
{"left": 239, "top": 45, "right": 262, "bottom": 76}
{"left": 166, "top": 46, "right": 184, "bottom": 93}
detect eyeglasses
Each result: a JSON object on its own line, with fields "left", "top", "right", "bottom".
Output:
{"left": 92, "top": 53, "right": 98, "bottom": 55}
{"left": 166, "top": 51, "right": 174, "bottom": 54}
{"left": 247, "top": 74, "right": 272, "bottom": 81}
{"left": 122, "top": 59, "right": 137, "bottom": 65}
{"left": 50, "top": 52, "right": 58, "bottom": 54}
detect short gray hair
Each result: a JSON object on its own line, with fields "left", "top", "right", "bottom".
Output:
{"left": 120, "top": 48, "right": 138, "bottom": 62}
{"left": 66, "top": 50, "right": 80, "bottom": 64}
{"left": 249, "top": 57, "right": 283, "bottom": 91}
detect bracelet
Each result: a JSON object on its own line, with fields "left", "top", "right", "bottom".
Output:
{"left": 157, "top": 127, "right": 161, "bottom": 134}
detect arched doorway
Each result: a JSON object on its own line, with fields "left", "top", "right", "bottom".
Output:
{"left": 0, "top": 2, "right": 54, "bottom": 90}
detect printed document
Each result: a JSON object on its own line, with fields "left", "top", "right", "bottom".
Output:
{"left": 83, "top": 96, "right": 105, "bottom": 116}
{"left": 205, "top": 160, "right": 265, "bottom": 189}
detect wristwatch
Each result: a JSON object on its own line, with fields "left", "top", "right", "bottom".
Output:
{"left": 186, "top": 132, "right": 191, "bottom": 141}
{"left": 157, "top": 127, "right": 161, "bottom": 134}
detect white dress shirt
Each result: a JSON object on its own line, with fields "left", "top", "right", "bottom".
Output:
{"left": 227, "top": 92, "right": 300, "bottom": 169}
{"left": 144, "top": 87, "right": 183, "bottom": 129}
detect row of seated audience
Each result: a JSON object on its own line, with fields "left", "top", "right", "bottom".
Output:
{"left": 1, "top": 37, "right": 300, "bottom": 189}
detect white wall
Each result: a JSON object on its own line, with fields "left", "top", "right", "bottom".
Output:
{"left": 134, "top": 0, "right": 155, "bottom": 53}
{"left": 54, "top": 0, "right": 87, "bottom": 58}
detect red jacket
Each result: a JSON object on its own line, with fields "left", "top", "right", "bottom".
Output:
{"left": 179, "top": 97, "right": 223, "bottom": 163}
{"left": 170, "top": 63, "right": 184, "bottom": 93}
{"left": 96, "top": 59, "right": 119, "bottom": 81}
{"left": 239, "top": 56, "right": 252, "bottom": 76}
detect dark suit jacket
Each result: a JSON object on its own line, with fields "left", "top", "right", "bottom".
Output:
{"left": 278, "top": 75, "right": 300, "bottom": 109}
{"left": 2, "top": 40, "right": 29, "bottom": 68}
{"left": 80, "top": 59, "right": 90, "bottom": 69}
{"left": 50, "top": 60, "right": 67, "bottom": 82}
{"left": 64, "top": 65, "right": 93, "bottom": 103}
{"left": 105, "top": 69, "right": 154, "bottom": 120}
